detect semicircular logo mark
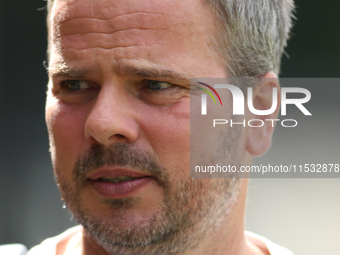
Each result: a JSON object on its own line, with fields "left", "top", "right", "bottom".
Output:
{"left": 196, "top": 82, "right": 223, "bottom": 106}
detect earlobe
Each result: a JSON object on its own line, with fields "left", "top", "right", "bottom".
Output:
{"left": 246, "top": 72, "right": 280, "bottom": 157}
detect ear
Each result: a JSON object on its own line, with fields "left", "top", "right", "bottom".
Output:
{"left": 246, "top": 72, "right": 280, "bottom": 157}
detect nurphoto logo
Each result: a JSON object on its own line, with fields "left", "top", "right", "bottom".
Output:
{"left": 197, "top": 82, "right": 312, "bottom": 128}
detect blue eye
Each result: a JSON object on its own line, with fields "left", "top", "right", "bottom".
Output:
{"left": 62, "top": 80, "right": 90, "bottom": 91}
{"left": 147, "top": 80, "right": 171, "bottom": 90}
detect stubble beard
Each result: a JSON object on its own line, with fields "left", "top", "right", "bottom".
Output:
{"left": 55, "top": 129, "right": 241, "bottom": 255}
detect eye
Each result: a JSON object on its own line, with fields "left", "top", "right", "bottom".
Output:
{"left": 61, "top": 80, "right": 90, "bottom": 91}
{"left": 146, "top": 80, "right": 172, "bottom": 90}
{"left": 55, "top": 79, "right": 98, "bottom": 104}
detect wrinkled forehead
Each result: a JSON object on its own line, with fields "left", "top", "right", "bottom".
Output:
{"left": 50, "top": 0, "right": 213, "bottom": 42}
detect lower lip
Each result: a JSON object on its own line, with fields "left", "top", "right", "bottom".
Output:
{"left": 89, "top": 177, "right": 153, "bottom": 198}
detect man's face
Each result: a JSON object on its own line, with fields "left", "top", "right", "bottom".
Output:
{"left": 46, "top": 0, "right": 243, "bottom": 254}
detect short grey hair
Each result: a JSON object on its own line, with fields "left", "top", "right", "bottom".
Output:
{"left": 46, "top": 0, "right": 295, "bottom": 78}
{"left": 203, "top": 0, "right": 295, "bottom": 78}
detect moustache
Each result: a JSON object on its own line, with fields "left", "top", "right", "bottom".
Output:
{"left": 72, "top": 143, "right": 169, "bottom": 189}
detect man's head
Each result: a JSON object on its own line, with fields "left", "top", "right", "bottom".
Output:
{"left": 45, "top": 0, "right": 294, "bottom": 254}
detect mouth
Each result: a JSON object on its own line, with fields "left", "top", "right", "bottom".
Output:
{"left": 87, "top": 169, "right": 154, "bottom": 198}
{"left": 97, "top": 175, "right": 145, "bottom": 183}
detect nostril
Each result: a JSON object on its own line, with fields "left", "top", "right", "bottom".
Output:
{"left": 105, "top": 133, "right": 131, "bottom": 144}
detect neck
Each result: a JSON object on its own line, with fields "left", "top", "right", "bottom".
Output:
{"left": 175, "top": 179, "right": 264, "bottom": 255}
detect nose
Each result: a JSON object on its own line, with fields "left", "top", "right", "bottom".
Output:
{"left": 84, "top": 84, "right": 140, "bottom": 146}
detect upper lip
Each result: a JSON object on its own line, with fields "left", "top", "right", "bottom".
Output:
{"left": 87, "top": 167, "right": 151, "bottom": 181}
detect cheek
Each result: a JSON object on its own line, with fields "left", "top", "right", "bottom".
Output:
{"left": 46, "top": 100, "right": 88, "bottom": 174}
{"left": 139, "top": 98, "right": 190, "bottom": 177}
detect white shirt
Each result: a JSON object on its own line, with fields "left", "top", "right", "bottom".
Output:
{"left": 28, "top": 226, "right": 293, "bottom": 255}
{"left": 245, "top": 231, "right": 293, "bottom": 255}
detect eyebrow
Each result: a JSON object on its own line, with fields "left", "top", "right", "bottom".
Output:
{"left": 49, "top": 65, "right": 91, "bottom": 78}
{"left": 117, "top": 66, "right": 190, "bottom": 82}
{"left": 50, "top": 64, "right": 190, "bottom": 82}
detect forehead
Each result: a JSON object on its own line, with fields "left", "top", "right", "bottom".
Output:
{"left": 49, "top": 0, "right": 220, "bottom": 77}
{"left": 50, "top": 0, "right": 214, "bottom": 45}
{"left": 51, "top": 0, "right": 206, "bottom": 23}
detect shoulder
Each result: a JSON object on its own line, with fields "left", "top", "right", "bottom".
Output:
{"left": 245, "top": 231, "right": 293, "bottom": 255}
{"left": 27, "top": 226, "right": 82, "bottom": 255}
